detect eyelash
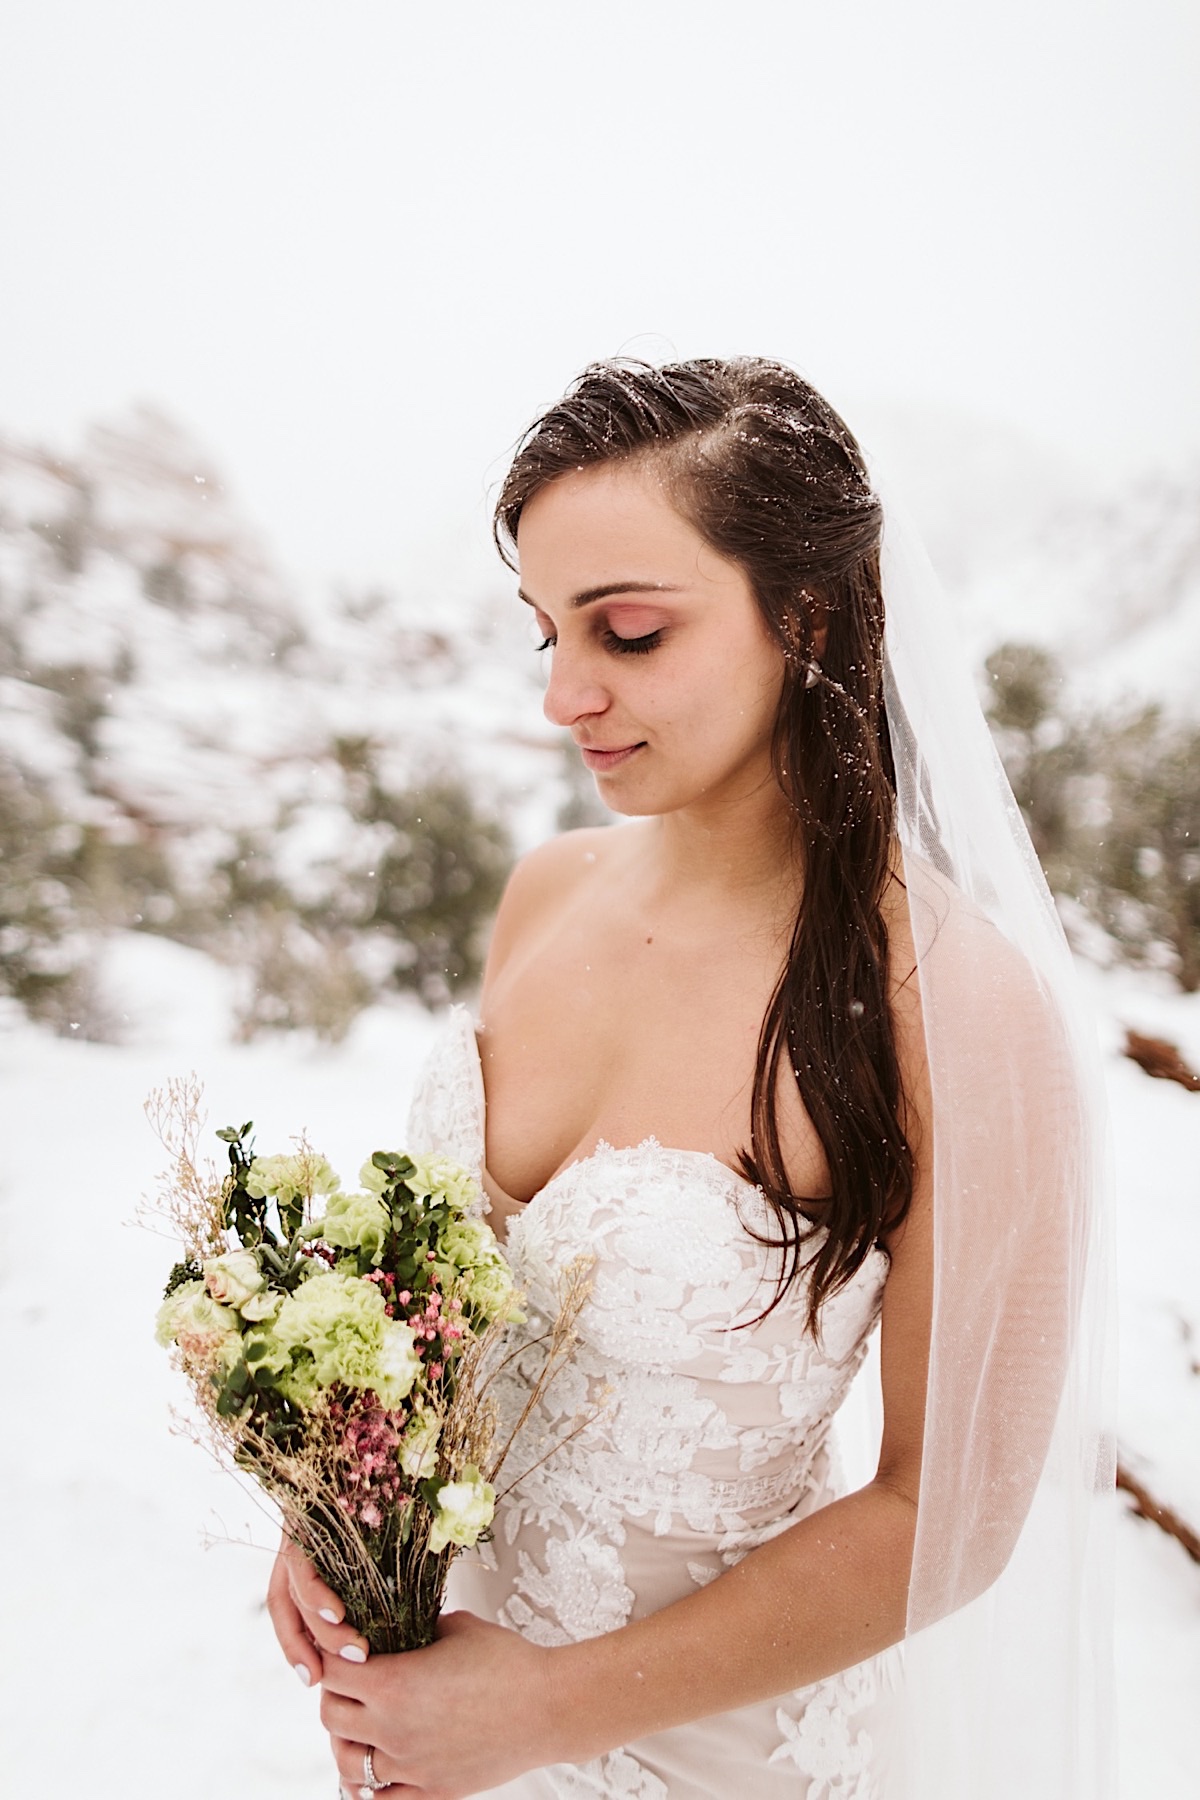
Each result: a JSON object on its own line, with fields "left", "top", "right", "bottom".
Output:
{"left": 535, "top": 629, "right": 663, "bottom": 657}
{"left": 605, "top": 628, "right": 661, "bottom": 656}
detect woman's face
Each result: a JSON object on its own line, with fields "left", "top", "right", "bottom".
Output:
{"left": 515, "top": 461, "right": 787, "bottom": 820}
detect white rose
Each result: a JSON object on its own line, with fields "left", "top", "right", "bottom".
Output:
{"left": 428, "top": 1467, "right": 495, "bottom": 1553}
{"left": 239, "top": 1288, "right": 281, "bottom": 1324}
{"left": 398, "top": 1409, "right": 442, "bottom": 1480}
{"left": 373, "top": 1319, "right": 422, "bottom": 1409}
{"left": 203, "top": 1249, "right": 265, "bottom": 1310}
{"left": 155, "top": 1280, "right": 205, "bottom": 1347}
{"left": 157, "top": 1284, "right": 242, "bottom": 1365}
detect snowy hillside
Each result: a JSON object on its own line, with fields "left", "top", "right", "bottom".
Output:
{"left": 856, "top": 403, "right": 1200, "bottom": 719}
{"left": 959, "top": 466, "right": 1200, "bottom": 716}
{"left": 0, "top": 411, "right": 574, "bottom": 1038}
{"left": 0, "top": 406, "right": 564, "bottom": 834}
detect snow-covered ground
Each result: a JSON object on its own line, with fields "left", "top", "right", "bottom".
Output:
{"left": 1, "top": 933, "right": 1197, "bottom": 1798}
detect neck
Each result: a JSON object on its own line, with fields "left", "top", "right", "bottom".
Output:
{"left": 641, "top": 770, "right": 799, "bottom": 910}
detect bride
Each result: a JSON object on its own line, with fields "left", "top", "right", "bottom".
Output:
{"left": 267, "top": 359, "right": 1112, "bottom": 1798}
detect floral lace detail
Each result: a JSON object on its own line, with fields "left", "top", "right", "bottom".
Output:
{"left": 405, "top": 1005, "right": 489, "bottom": 1214}
{"left": 543, "top": 1748, "right": 669, "bottom": 1798}
{"left": 410, "top": 1015, "right": 893, "bottom": 1797}
{"left": 769, "top": 1658, "right": 895, "bottom": 1799}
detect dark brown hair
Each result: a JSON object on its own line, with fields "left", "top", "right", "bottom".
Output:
{"left": 494, "top": 358, "right": 912, "bottom": 1328}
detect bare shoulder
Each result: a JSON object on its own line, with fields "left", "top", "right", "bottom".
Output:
{"left": 882, "top": 852, "right": 1063, "bottom": 1170}
{"left": 482, "top": 826, "right": 625, "bottom": 990}
{"left": 894, "top": 850, "right": 1061, "bottom": 1043}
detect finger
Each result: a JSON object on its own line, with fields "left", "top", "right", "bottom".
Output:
{"left": 331, "top": 1734, "right": 405, "bottom": 1793}
{"left": 282, "top": 1534, "right": 345, "bottom": 1617}
{"left": 319, "top": 1646, "right": 393, "bottom": 1699}
{"left": 266, "top": 1545, "right": 323, "bottom": 1688}
{"left": 293, "top": 1595, "right": 371, "bottom": 1664}
{"left": 282, "top": 1538, "right": 371, "bottom": 1663}
{"left": 320, "top": 1686, "right": 367, "bottom": 1739}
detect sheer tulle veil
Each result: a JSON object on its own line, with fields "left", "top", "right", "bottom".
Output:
{"left": 872, "top": 480, "right": 1116, "bottom": 1796}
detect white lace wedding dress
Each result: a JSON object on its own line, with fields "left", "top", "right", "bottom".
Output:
{"left": 408, "top": 1007, "right": 902, "bottom": 1799}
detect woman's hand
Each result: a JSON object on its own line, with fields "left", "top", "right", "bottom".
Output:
{"left": 266, "top": 1532, "right": 372, "bottom": 1689}
{"left": 267, "top": 1533, "right": 561, "bottom": 1795}
{"left": 321, "top": 1610, "right": 560, "bottom": 1799}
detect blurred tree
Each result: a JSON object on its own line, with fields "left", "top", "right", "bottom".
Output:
{"left": 983, "top": 641, "right": 1090, "bottom": 891}
{"left": 985, "top": 643, "right": 1200, "bottom": 992}
{"left": 0, "top": 756, "right": 92, "bottom": 1028}
{"left": 335, "top": 744, "right": 513, "bottom": 1006}
{"left": 1090, "top": 707, "right": 1200, "bottom": 991}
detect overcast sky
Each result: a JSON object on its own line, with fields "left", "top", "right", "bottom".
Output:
{"left": 2, "top": 0, "right": 1197, "bottom": 592}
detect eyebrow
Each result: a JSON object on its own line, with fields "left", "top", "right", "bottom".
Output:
{"left": 517, "top": 581, "right": 683, "bottom": 610}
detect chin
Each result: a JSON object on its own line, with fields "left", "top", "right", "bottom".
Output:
{"left": 590, "top": 770, "right": 703, "bottom": 820}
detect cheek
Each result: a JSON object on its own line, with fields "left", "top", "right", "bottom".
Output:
{"left": 695, "top": 638, "right": 784, "bottom": 727}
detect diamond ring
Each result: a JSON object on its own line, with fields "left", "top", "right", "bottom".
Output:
{"left": 359, "top": 1745, "right": 386, "bottom": 1796}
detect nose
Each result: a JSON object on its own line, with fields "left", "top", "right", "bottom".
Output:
{"left": 542, "top": 644, "right": 610, "bottom": 730}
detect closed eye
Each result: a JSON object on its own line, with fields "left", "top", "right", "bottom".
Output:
{"left": 603, "top": 628, "right": 662, "bottom": 656}
{"left": 531, "top": 609, "right": 556, "bottom": 652}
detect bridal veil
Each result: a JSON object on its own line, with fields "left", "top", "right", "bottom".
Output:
{"left": 876, "top": 487, "right": 1115, "bottom": 1796}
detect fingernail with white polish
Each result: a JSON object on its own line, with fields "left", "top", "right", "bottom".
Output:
{"left": 319, "top": 1607, "right": 342, "bottom": 1624}
{"left": 339, "top": 1642, "right": 368, "bottom": 1662}
{"left": 294, "top": 1662, "right": 312, "bottom": 1686}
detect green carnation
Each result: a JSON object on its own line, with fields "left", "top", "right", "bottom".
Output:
{"left": 428, "top": 1465, "right": 495, "bottom": 1553}
{"left": 246, "top": 1151, "right": 340, "bottom": 1207}
{"left": 464, "top": 1258, "right": 525, "bottom": 1325}
{"left": 437, "top": 1217, "right": 495, "bottom": 1270}
{"left": 434, "top": 1217, "right": 522, "bottom": 1324}
{"left": 272, "top": 1349, "right": 321, "bottom": 1409}
{"left": 403, "top": 1153, "right": 480, "bottom": 1215}
{"left": 271, "top": 1271, "right": 419, "bottom": 1404}
{"left": 320, "top": 1190, "right": 391, "bottom": 1266}
{"left": 358, "top": 1158, "right": 388, "bottom": 1196}
{"left": 241, "top": 1322, "right": 290, "bottom": 1377}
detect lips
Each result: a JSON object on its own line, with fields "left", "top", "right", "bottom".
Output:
{"left": 578, "top": 742, "right": 645, "bottom": 773}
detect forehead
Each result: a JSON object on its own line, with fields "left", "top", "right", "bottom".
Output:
{"left": 515, "top": 462, "right": 726, "bottom": 593}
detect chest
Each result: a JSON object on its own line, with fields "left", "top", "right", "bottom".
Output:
{"left": 479, "top": 885, "right": 829, "bottom": 1205}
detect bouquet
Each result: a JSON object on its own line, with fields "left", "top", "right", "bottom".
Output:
{"left": 148, "top": 1076, "right": 588, "bottom": 1652}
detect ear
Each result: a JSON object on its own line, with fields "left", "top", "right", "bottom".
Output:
{"left": 781, "top": 588, "right": 829, "bottom": 661}
{"left": 805, "top": 586, "right": 830, "bottom": 660}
